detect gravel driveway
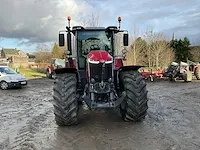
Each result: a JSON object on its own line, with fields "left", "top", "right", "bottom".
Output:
{"left": 0, "top": 78, "right": 200, "bottom": 150}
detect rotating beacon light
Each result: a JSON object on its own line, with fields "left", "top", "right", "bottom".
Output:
{"left": 67, "top": 16, "right": 71, "bottom": 29}
{"left": 118, "top": 16, "right": 121, "bottom": 30}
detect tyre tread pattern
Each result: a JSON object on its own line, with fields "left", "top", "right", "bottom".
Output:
{"left": 120, "top": 71, "right": 148, "bottom": 122}
{"left": 53, "top": 73, "right": 78, "bottom": 126}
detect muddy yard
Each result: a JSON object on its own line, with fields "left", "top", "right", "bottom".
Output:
{"left": 0, "top": 78, "right": 200, "bottom": 150}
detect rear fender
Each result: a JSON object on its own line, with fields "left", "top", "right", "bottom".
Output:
{"left": 54, "top": 68, "right": 77, "bottom": 74}
{"left": 118, "top": 65, "right": 144, "bottom": 72}
{"left": 116, "top": 65, "right": 145, "bottom": 86}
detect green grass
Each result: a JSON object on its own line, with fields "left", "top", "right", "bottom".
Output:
{"left": 17, "top": 68, "right": 46, "bottom": 78}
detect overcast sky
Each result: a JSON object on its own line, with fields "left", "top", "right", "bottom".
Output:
{"left": 0, "top": 0, "right": 200, "bottom": 53}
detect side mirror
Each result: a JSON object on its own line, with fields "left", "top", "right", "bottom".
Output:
{"left": 59, "top": 34, "right": 65, "bottom": 46}
{"left": 67, "top": 32, "right": 72, "bottom": 55}
{"left": 123, "top": 33, "right": 129, "bottom": 46}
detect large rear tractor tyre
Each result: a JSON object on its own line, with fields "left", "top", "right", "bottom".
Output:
{"left": 119, "top": 70, "right": 148, "bottom": 122}
{"left": 53, "top": 73, "right": 79, "bottom": 126}
{"left": 183, "top": 71, "right": 192, "bottom": 82}
{"left": 194, "top": 67, "right": 200, "bottom": 80}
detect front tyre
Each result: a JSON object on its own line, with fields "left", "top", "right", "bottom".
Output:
{"left": 53, "top": 73, "right": 79, "bottom": 126}
{"left": 0, "top": 81, "right": 8, "bottom": 90}
{"left": 119, "top": 70, "right": 148, "bottom": 122}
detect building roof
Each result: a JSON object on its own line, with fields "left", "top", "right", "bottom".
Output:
{"left": 2, "top": 48, "right": 19, "bottom": 55}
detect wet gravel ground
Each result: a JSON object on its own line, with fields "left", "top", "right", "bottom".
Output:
{"left": 0, "top": 78, "right": 200, "bottom": 150}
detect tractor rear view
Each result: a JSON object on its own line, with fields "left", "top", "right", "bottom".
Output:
{"left": 52, "top": 17, "right": 148, "bottom": 126}
{"left": 46, "top": 58, "right": 65, "bottom": 79}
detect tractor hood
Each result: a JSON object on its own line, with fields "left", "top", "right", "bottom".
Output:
{"left": 87, "top": 50, "right": 113, "bottom": 64}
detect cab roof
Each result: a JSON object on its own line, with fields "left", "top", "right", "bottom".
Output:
{"left": 72, "top": 26, "right": 118, "bottom": 31}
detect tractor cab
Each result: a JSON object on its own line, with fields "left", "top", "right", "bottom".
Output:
{"left": 59, "top": 26, "right": 128, "bottom": 68}
{"left": 72, "top": 27, "right": 114, "bottom": 70}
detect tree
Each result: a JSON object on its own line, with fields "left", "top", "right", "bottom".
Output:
{"left": 151, "top": 40, "right": 174, "bottom": 68}
{"left": 124, "top": 27, "right": 175, "bottom": 68}
{"left": 143, "top": 29, "right": 154, "bottom": 67}
{"left": 171, "top": 37, "right": 191, "bottom": 62}
{"left": 81, "top": 12, "right": 102, "bottom": 27}
{"left": 183, "top": 37, "right": 191, "bottom": 60}
{"left": 189, "top": 46, "right": 200, "bottom": 62}
{"left": 127, "top": 37, "right": 147, "bottom": 65}
{"left": 52, "top": 43, "right": 66, "bottom": 59}
{"left": 143, "top": 31, "right": 174, "bottom": 68}
{"left": 34, "top": 44, "right": 52, "bottom": 63}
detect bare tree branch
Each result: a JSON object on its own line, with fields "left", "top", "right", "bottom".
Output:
{"left": 34, "top": 43, "right": 52, "bottom": 63}
{"left": 81, "top": 12, "right": 102, "bottom": 27}
{"left": 126, "top": 26, "right": 175, "bottom": 68}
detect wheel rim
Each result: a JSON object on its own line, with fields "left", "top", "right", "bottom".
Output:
{"left": 1, "top": 82, "right": 8, "bottom": 90}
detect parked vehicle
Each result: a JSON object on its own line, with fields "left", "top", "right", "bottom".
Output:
{"left": 52, "top": 16, "right": 148, "bottom": 126}
{"left": 140, "top": 69, "right": 164, "bottom": 82}
{"left": 0, "top": 66, "right": 27, "bottom": 90}
{"left": 46, "top": 58, "right": 65, "bottom": 79}
{"left": 163, "top": 61, "right": 193, "bottom": 82}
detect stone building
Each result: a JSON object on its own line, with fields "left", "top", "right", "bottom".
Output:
{"left": 0, "top": 48, "right": 29, "bottom": 68}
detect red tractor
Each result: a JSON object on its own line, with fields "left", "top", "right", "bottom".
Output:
{"left": 46, "top": 58, "right": 65, "bottom": 79}
{"left": 53, "top": 17, "right": 148, "bottom": 126}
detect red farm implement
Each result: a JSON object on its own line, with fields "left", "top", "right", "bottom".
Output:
{"left": 140, "top": 69, "right": 164, "bottom": 81}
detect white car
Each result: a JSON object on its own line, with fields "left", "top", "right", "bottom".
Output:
{"left": 0, "top": 66, "right": 27, "bottom": 90}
